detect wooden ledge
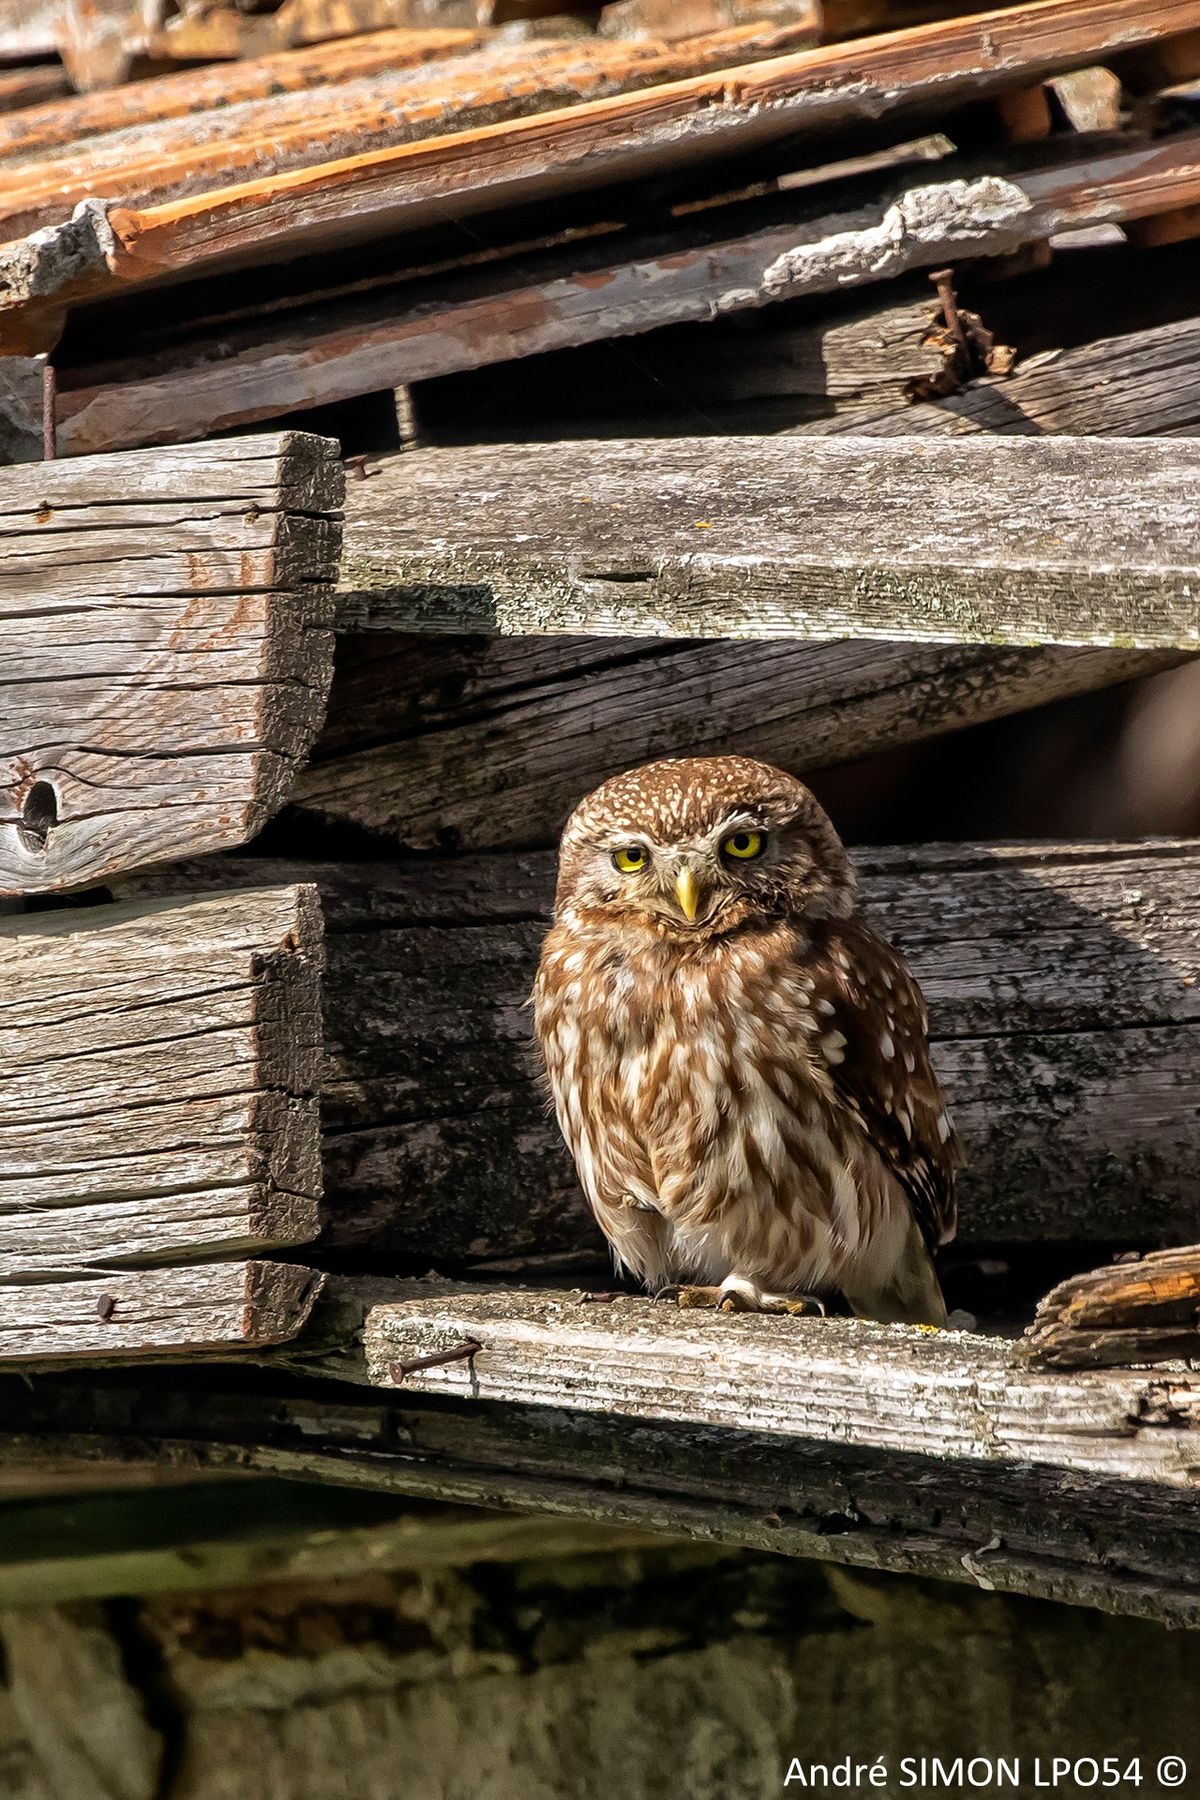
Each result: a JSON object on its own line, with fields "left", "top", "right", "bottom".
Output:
{"left": 355, "top": 1286, "right": 1200, "bottom": 1488}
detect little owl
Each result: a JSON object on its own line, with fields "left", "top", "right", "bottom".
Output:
{"left": 533, "top": 755, "right": 960, "bottom": 1326}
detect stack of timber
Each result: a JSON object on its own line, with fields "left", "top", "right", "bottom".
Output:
{"left": 3, "top": 415, "right": 1200, "bottom": 1619}
{"left": 2, "top": 0, "right": 1200, "bottom": 454}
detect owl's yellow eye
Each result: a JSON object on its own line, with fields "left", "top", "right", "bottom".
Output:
{"left": 721, "top": 829, "right": 765, "bottom": 861}
{"left": 613, "top": 844, "right": 649, "bottom": 873}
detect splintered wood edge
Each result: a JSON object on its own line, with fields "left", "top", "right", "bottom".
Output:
{"left": 0, "top": 1262, "right": 326, "bottom": 1367}
{"left": 1022, "top": 1244, "right": 1200, "bottom": 1369}
{"left": 352, "top": 1287, "right": 1200, "bottom": 1486}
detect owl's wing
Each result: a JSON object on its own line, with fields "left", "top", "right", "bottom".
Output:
{"left": 807, "top": 918, "right": 962, "bottom": 1250}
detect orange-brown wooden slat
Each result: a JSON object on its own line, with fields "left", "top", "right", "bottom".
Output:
{"left": 1, "top": 0, "right": 1198, "bottom": 345}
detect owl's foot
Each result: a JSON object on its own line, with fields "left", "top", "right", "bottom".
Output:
{"left": 652, "top": 1280, "right": 826, "bottom": 1316}
{"left": 653, "top": 1284, "right": 725, "bottom": 1309}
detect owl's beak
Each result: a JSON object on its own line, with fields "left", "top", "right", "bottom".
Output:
{"left": 674, "top": 866, "right": 703, "bottom": 922}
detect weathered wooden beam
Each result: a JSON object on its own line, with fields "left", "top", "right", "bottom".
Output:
{"left": 39, "top": 132, "right": 1200, "bottom": 437}
{"left": 2, "top": 0, "right": 1197, "bottom": 342}
{"left": 1024, "top": 1244, "right": 1200, "bottom": 1370}
{"left": 0, "top": 22, "right": 822, "bottom": 241}
{"left": 0, "top": 1480, "right": 660, "bottom": 1605}
{"left": 359, "top": 1288, "right": 1200, "bottom": 1486}
{"left": 5, "top": 1349, "right": 1200, "bottom": 1623}
{"left": 0, "top": 885, "right": 324, "bottom": 1294}
{"left": 0, "top": 1262, "right": 324, "bottom": 1363}
{"left": 0, "top": 65, "right": 70, "bottom": 115}
{"left": 295, "top": 636, "right": 1184, "bottom": 849}
{"left": 119, "top": 842, "right": 1200, "bottom": 1262}
{"left": 336, "top": 436, "right": 1200, "bottom": 646}
{"left": 0, "top": 432, "right": 341, "bottom": 894}
{"left": 794, "top": 311, "right": 1200, "bottom": 437}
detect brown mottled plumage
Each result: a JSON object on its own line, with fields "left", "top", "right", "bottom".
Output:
{"left": 532, "top": 755, "right": 961, "bottom": 1325}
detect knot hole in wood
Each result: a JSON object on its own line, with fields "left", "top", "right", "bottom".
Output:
{"left": 18, "top": 781, "right": 58, "bottom": 854}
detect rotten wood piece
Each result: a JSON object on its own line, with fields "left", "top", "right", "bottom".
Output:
{"left": 0, "top": 431, "right": 341, "bottom": 894}
{"left": 336, "top": 435, "right": 1200, "bottom": 646}
{"left": 791, "top": 309, "right": 1200, "bottom": 437}
{"left": 4, "top": 1354, "right": 1200, "bottom": 1625}
{"left": 3, "top": 0, "right": 1198, "bottom": 343}
{"left": 0, "top": 1263, "right": 324, "bottom": 1364}
{"left": 119, "top": 842, "right": 1200, "bottom": 1264}
{"left": 0, "top": 65, "right": 70, "bottom": 115}
{"left": 0, "top": 884, "right": 324, "bottom": 1288}
{"left": 1023, "top": 1245, "right": 1200, "bottom": 1370}
{"left": 296, "top": 636, "right": 1182, "bottom": 849}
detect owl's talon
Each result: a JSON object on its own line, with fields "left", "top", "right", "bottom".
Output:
{"left": 653, "top": 1284, "right": 725, "bottom": 1308}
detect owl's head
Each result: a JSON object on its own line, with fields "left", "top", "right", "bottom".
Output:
{"left": 554, "top": 755, "right": 855, "bottom": 939}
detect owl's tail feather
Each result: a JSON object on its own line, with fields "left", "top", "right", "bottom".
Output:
{"left": 842, "top": 1228, "right": 948, "bottom": 1329}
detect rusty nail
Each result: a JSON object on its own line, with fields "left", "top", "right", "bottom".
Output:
{"left": 96, "top": 1293, "right": 116, "bottom": 1322}
{"left": 762, "top": 1511, "right": 783, "bottom": 1529}
{"left": 390, "top": 1339, "right": 482, "bottom": 1384}
{"left": 343, "top": 454, "right": 374, "bottom": 481}
{"left": 929, "top": 266, "right": 969, "bottom": 353}
{"left": 41, "top": 359, "right": 57, "bottom": 462}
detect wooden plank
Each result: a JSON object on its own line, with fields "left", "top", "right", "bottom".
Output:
{"left": 0, "top": 1263, "right": 325, "bottom": 1364}
{"left": 336, "top": 436, "right": 1200, "bottom": 646}
{"left": 0, "top": 885, "right": 324, "bottom": 1286}
{"left": 295, "top": 637, "right": 1184, "bottom": 848}
{"left": 0, "top": 1481, "right": 658, "bottom": 1605}
{"left": 0, "top": 66, "right": 70, "bottom": 115}
{"left": 359, "top": 1288, "right": 1200, "bottom": 1489}
{"left": 6, "top": 1362, "right": 1200, "bottom": 1624}
{"left": 795, "top": 311, "right": 1200, "bottom": 438}
{"left": 47, "top": 131, "right": 1200, "bottom": 456}
{"left": 119, "top": 842, "right": 1200, "bottom": 1263}
{"left": 0, "top": 432, "right": 342, "bottom": 894}
{"left": 2, "top": 0, "right": 1197, "bottom": 341}
{"left": 1023, "top": 1244, "right": 1200, "bottom": 1370}
{"left": 0, "top": 22, "right": 822, "bottom": 241}
{"left": 0, "top": 29, "right": 484, "bottom": 165}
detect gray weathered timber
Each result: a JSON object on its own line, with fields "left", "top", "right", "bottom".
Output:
{"left": 5, "top": 1347, "right": 1200, "bottom": 1624}
{"left": 792, "top": 311, "right": 1200, "bottom": 439}
{"left": 337, "top": 437, "right": 1200, "bottom": 646}
{"left": 296, "top": 635, "right": 1185, "bottom": 849}
{"left": 0, "top": 1262, "right": 324, "bottom": 1363}
{"left": 0, "top": 886, "right": 324, "bottom": 1288}
{"left": 359, "top": 1287, "right": 1200, "bottom": 1488}
{"left": 117, "top": 842, "right": 1200, "bottom": 1261}
{"left": 0, "top": 432, "right": 342, "bottom": 894}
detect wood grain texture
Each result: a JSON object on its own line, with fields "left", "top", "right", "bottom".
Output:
{"left": 0, "top": 22, "right": 822, "bottom": 239}
{"left": 2, "top": 0, "right": 1197, "bottom": 336}
{"left": 793, "top": 311, "right": 1200, "bottom": 438}
{"left": 0, "top": 885, "right": 324, "bottom": 1286}
{"left": 337, "top": 436, "right": 1200, "bottom": 646}
{"left": 0, "top": 28, "right": 481, "bottom": 165}
{"left": 119, "top": 843, "right": 1200, "bottom": 1263}
{"left": 295, "top": 635, "right": 1185, "bottom": 848}
{"left": 0, "top": 432, "right": 342, "bottom": 894}
{"left": 0, "top": 1262, "right": 325, "bottom": 1364}
{"left": 1024, "top": 1243, "right": 1200, "bottom": 1369}
{"left": 41, "top": 132, "right": 1200, "bottom": 442}
{"left": 360, "top": 1287, "right": 1200, "bottom": 1487}
{"left": 6, "top": 1360, "right": 1200, "bottom": 1623}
